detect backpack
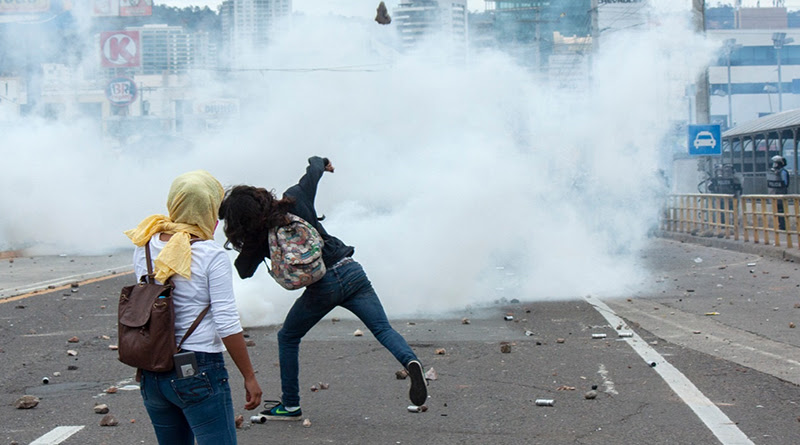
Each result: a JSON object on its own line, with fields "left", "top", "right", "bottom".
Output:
{"left": 118, "top": 241, "right": 209, "bottom": 372}
{"left": 266, "top": 214, "right": 326, "bottom": 290}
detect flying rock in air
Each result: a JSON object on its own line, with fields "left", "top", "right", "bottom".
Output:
{"left": 375, "top": 1, "right": 391, "bottom": 25}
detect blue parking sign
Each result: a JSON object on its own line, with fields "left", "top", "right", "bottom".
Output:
{"left": 688, "top": 124, "right": 722, "bottom": 156}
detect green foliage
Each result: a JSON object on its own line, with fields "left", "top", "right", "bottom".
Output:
{"left": 91, "top": 5, "right": 221, "bottom": 38}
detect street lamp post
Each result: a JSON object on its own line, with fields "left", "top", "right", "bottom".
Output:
{"left": 772, "top": 32, "right": 794, "bottom": 112}
{"left": 723, "top": 38, "right": 741, "bottom": 128}
{"left": 764, "top": 85, "right": 778, "bottom": 113}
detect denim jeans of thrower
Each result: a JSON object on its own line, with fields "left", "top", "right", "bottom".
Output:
{"left": 278, "top": 260, "right": 419, "bottom": 407}
{"left": 140, "top": 351, "right": 236, "bottom": 445}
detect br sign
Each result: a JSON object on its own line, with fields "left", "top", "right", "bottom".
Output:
{"left": 688, "top": 124, "right": 722, "bottom": 156}
{"left": 100, "top": 31, "right": 140, "bottom": 68}
{"left": 106, "top": 77, "right": 138, "bottom": 107}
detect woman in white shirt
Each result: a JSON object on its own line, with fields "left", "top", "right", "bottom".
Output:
{"left": 125, "top": 170, "right": 262, "bottom": 445}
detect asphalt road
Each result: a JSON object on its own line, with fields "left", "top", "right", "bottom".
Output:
{"left": 1, "top": 237, "right": 799, "bottom": 445}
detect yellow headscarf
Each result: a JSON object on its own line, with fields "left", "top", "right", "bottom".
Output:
{"left": 124, "top": 170, "right": 225, "bottom": 283}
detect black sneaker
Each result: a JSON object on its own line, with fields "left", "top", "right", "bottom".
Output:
{"left": 260, "top": 400, "right": 302, "bottom": 421}
{"left": 406, "top": 360, "right": 428, "bottom": 406}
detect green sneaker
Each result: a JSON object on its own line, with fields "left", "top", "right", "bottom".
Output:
{"left": 260, "top": 401, "right": 302, "bottom": 421}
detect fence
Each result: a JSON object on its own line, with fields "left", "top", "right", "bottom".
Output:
{"left": 661, "top": 194, "right": 800, "bottom": 248}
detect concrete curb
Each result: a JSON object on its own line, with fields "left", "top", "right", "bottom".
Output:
{"left": 0, "top": 250, "right": 23, "bottom": 260}
{"left": 657, "top": 231, "right": 800, "bottom": 263}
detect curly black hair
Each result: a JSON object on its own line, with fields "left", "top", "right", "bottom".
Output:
{"left": 218, "top": 185, "right": 295, "bottom": 251}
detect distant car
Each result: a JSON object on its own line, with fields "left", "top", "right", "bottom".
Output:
{"left": 693, "top": 131, "right": 717, "bottom": 149}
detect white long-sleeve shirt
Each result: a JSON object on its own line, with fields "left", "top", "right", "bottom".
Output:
{"left": 132, "top": 234, "right": 243, "bottom": 353}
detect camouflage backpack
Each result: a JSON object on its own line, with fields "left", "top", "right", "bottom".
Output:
{"left": 266, "top": 214, "right": 326, "bottom": 290}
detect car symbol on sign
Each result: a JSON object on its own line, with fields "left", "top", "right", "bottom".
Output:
{"left": 693, "top": 131, "right": 717, "bottom": 149}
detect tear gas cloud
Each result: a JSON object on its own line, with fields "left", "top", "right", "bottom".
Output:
{"left": 0, "top": 2, "right": 716, "bottom": 326}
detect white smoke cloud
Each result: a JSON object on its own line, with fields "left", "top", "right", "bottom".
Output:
{"left": 0, "top": 2, "right": 717, "bottom": 325}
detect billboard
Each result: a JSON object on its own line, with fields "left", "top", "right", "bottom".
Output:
{"left": 120, "top": 0, "right": 151, "bottom": 17}
{"left": 93, "top": 0, "right": 119, "bottom": 16}
{"left": 93, "top": 0, "right": 151, "bottom": 17}
{"left": 193, "top": 99, "right": 240, "bottom": 118}
{"left": 100, "top": 31, "right": 141, "bottom": 68}
{"left": 0, "top": 0, "right": 50, "bottom": 13}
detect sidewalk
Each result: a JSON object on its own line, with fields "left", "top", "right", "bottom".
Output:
{"left": 0, "top": 249, "right": 133, "bottom": 300}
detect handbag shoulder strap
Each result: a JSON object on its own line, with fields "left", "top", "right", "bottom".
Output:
{"left": 144, "top": 241, "right": 155, "bottom": 282}
{"left": 177, "top": 305, "right": 211, "bottom": 349}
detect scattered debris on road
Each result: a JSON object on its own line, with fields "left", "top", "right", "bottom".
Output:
{"left": 100, "top": 414, "right": 118, "bottom": 426}
{"left": 425, "top": 367, "right": 438, "bottom": 381}
{"left": 14, "top": 395, "right": 39, "bottom": 409}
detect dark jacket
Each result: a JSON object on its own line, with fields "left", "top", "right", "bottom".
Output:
{"left": 234, "top": 156, "right": 355, "bottom": 279}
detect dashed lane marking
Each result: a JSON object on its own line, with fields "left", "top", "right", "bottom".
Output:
{"left": 29, "top": 426, "right": 84, "bottom": 445}
{"left": 585, "top": 295, "right": 755, "bottom": 445}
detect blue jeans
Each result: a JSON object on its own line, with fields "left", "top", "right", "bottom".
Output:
{"left": 140, "top": 351, "right": 236, "bottom": 445}
{"left": 277, "top": 260, "right": 419, "bottom": 406}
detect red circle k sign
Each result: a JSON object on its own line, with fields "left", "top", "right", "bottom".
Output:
{"left": 100, "top": 31, "right": 141, "bottom": 68}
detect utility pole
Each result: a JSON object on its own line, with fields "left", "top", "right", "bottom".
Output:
{"left": 693, "top": 0, "right": 710, "bottom": 125}
{"left": 590, "top": 0, "right": 599, "bottom": 52}
{"left": 692, "top": 0, "right": 712, "bottom": 180}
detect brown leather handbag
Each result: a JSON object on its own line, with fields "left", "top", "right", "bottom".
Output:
{"left": 118, "top": 241, "right": 208, "bottom": 372}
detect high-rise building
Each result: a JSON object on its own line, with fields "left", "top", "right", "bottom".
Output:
{"left": 484, "top": 0, "right": 592, "bottom": 70}
{"left": 393, "top": 0, "right": 468, "bottom": 63}
{"left": 220, "top": 0, "right": 292, "bottom": 69}
{"left": 125, "top": 24, "right": 216, "bottom": 75}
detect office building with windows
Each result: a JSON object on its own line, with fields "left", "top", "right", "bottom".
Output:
{"left": 220, "top": 0, "right": 292, "bottom": 69}
{"left": 393, "top": 0, "right": 468, "bottom": 64}
{"left": 708, "top": 29, "right": 800, "bottom": 128}
{"left": 123, "top": 24, "right": 216, "bottom": 76}
{"left": 482, "top": 0, "right": 592, "bottom": 69}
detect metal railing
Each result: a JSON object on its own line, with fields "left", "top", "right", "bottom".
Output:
{"left": 661, "top": 194, "right": 800, "bottom": 247}
{"left": 740, "top": 195, "right": 800, "bottom": 248}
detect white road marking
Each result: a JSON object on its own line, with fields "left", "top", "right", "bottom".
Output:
{"left": 585, "top": 295, "right": 755, "bottom": 445}
{"left": 29, "top": 426, "right": 84, "bottom": 445}
{"left": 94, "top": 379, "right": 139, "bottom": 398}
